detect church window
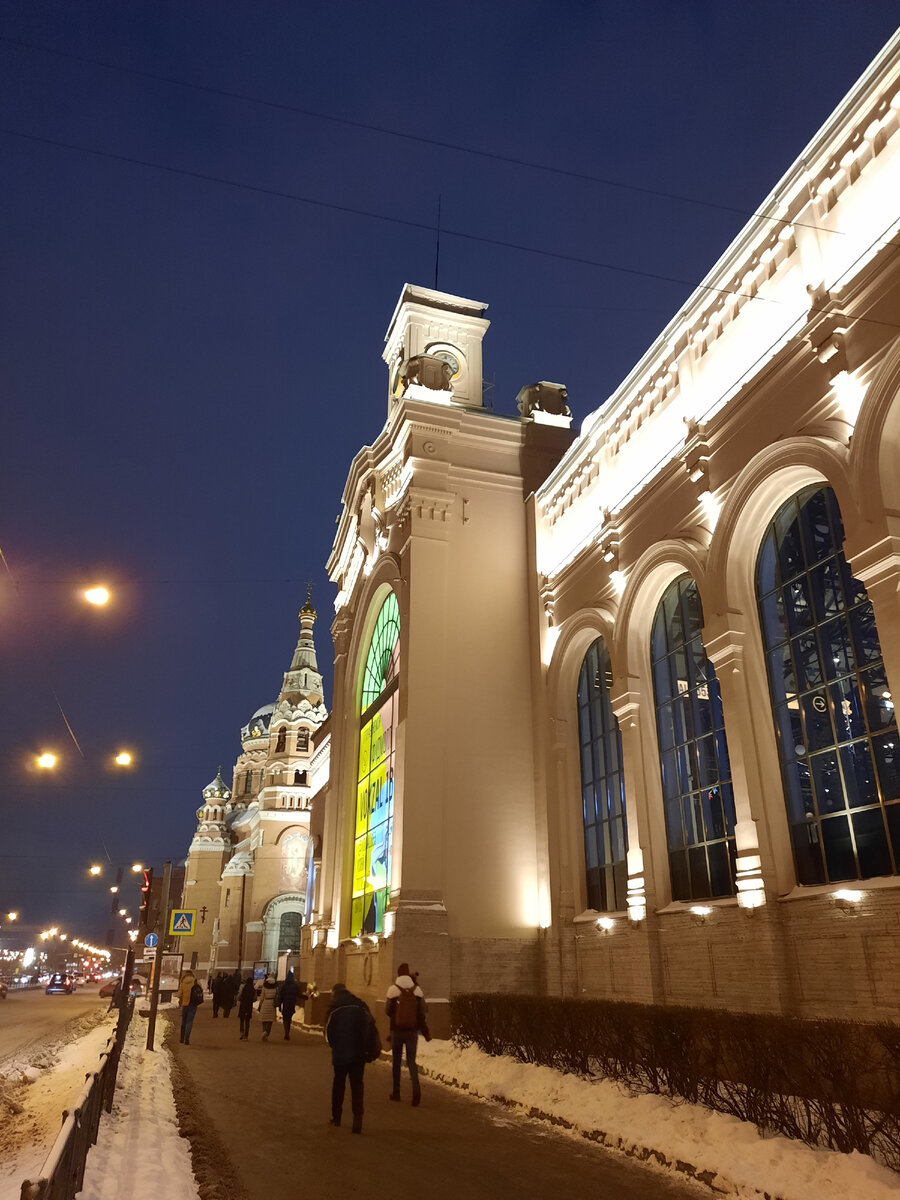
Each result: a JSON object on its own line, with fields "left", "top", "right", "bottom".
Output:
{"left": 276, "top": 727, "right": 286, "bottom": 754}
{"left": 651, "top": 576, "right": 736, "bottom": 901}
{"left": 243, "top": 771, "right": 251, "bottom": 795}
{"left": 224, "top": 888, "right": 231, "bottom": 908}
{"left": 278, "top": 910, "right": 301, "bottom": 953}
{"left": 757, "top": 485, "right": 899, "bottom": 884}
{"left": 577, "top": 638, "right": 627, "bottom": 911}
{"left": 294, "top": 769, "right": 308, "bottom": 786}
{"left": 297, "top": 730, "right": 310, "bottom": 753}
{"left": 351, "top": 592, "right": 400, "bottom": 936}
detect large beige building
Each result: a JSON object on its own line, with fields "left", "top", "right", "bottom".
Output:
{"left": 296, "top": 34, "right": 900, "bottom": 1034}
{"left": 186, "top": 33, "right": 900, "bottom": 1036}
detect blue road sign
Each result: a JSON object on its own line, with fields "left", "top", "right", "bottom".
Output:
{"left": 144, "top": 932, "right": 159, "bottom": 948}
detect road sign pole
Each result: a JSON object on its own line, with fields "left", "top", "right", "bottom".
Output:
{"left": 146, "top": 859, "right": 172, "bottom": 1052}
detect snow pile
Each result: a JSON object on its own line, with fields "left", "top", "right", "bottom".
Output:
{"left": 77, "top": 1014, "right": 199, "bottom": 1200}
{"left": 418, "top": 1040, "right": 900, "bottom": 1200}
{"left": 0, "top": 1007, "right": 112, "bottom": 1087}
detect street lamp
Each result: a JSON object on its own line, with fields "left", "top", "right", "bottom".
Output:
{"left": 131, "top": 863, "right": 142, "bottom": 873}
{"left": 83, "top": 586, "right": 110, "bottom": 606}
{"left": 89, "top": 865, "right": 102, "bottom": 876}
{"left": 36, "top": 752, "right": 57, "bottom": 769}
{"left": 114, "top": 751, "right": 133, "bottom": 766}
{"left": 6, "top": 912, "right": 17, "bottom": 922}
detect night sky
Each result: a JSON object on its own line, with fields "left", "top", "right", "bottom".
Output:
{"left": 1, "top": 1, "right": 898, "bottom": 947}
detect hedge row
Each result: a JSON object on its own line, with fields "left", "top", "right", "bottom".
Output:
{"left": 450, "top": 993, "right": 900, "bottom": 1170}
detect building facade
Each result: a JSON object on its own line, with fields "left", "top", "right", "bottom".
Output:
{"left": 179, "top": 594, "right": 330, "bottom": 974}
{"left": 295, "top": 34, "right": 900, "bottom": 1034}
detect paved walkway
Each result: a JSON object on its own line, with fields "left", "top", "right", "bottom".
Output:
{"left": 166, "top": 1003, "right": 700, "bottom": 1200}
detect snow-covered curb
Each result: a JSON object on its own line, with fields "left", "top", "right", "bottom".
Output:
{"left": 76, "top": 1013, "right": 199, "bottom": 1200}
{"left": 416, "top": 1040, "right": 899, "bottom": 1200}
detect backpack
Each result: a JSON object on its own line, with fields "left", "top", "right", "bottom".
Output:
{"left": 190, "top": 982, "right": 204, "bottom": 1006}
{"left": 364, "top": 1013, "right": 383, "bottom": 1062}
{"left": 393, "top": 985, "right": 419, "bottom": 1031}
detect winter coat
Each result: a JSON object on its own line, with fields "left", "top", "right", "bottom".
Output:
{"left": 385, "top": 974, "right": 426, "bottom": 1031}
{"left": 177, "top": 973, "right": 197, "bottom": 1008}
{"left": 257, "top": 979, "right": 278, "bottom": 1022}
{"left": 238, "top": 978, "right": 256, "bottom": 1018}
{"left": 325, "top": 988, "right": 371, "bottom": 1068}
{"left": 279, "top": 974, "right": 298, "bottom": 1016}
{"left": 220, "top": 974, "right": 238, "bottom": 1008}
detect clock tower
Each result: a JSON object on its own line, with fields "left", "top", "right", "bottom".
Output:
{"left": 382, "top": 283, "right": 490, "bottom": 414}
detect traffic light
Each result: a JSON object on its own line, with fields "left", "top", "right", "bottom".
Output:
{"left": 139, "top": 867, "right": 154, "bottom": 931}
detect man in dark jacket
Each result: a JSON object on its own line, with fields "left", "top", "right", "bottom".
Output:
{"left": 325, "top": 983, "right": 372, "bottom": 1134}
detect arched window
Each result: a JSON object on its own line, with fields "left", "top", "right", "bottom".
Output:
{"left": 297, "top": 730, "right": 310, "bottom": 753}
{"left": 351, "top": 592, "right": 400, "bottom": 936}
{"left": 757, "top": 485, "right": 899, "bottom": 884}
{"left": 576, "top": 638, "right": 627, "bottom": 911}
{"left": 278, "top": 910, "right": 301, "bottom": 953}
{"left": 651, "top": 576, "right": 736, "bottom": 901}
{"left": 275, "top": 727, "right": 286, "bottom": 754}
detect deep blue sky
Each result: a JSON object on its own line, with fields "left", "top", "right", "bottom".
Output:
{"left": 1, "top": 1, "right": 898, "bottom": 946}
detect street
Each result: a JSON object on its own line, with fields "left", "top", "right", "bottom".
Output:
{"left": 0, "top": 985, "right": 107, "bottom": 1064}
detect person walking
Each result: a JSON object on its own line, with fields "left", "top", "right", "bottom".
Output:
{"left": 325, "top": 982, "right": 373, "bottom": 1134}
{"left": 220, "top": 971, "right": 237, "bottom": 1019}
{"left": 385, "top": 962, "right": 427, "bottom": 1106}
{"left": 258, "top": 972, "right": 278, "bottom": 1040}
{"left": 211, "top": 971, "right": 224, "bottom": 1018}
{"left": 279, "top": 970, "right": 298, "bottom": 1040}
{"left": 237, "top": 974, "right": 255, "bottom": 1040}
{"left": 177, "top": 969, "right": 204, "bottom": 1045}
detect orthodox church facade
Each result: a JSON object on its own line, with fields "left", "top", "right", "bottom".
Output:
{"left": 295, "top": 34, "right": 900, "bottom": 1035}
{"left": 179, "top": 594, "right": 330, "bottom": 974}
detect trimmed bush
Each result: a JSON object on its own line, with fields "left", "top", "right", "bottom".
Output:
{"left": 451, "top": 993, "right": 900, "bottom": 1170}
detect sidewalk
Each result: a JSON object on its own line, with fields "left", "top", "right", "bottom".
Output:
{"left": 165, "top": 1004, "right": 697, "bottom": 1200}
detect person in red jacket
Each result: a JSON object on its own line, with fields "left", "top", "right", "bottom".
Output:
{"left": 385, "top": 961, "right": 428, "bottom": 1106}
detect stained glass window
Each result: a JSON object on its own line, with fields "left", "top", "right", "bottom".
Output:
{"left": 651, "top": 576, "right": 737, "bottom": 901}
{"left": 757, "top": 485, "right": 899, "bottom": 884}
{"left": 577, "top": 638, "right": 627, "bottom": 911}
{"left": 351, "top": 593, "right": 400, "bottom": 936}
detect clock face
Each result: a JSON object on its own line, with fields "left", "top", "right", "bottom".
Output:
{"left": 429, "top": 346, "right": 462, "bottom": 381}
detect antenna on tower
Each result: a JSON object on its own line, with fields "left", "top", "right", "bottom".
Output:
{"left": 434, "top": 193, "right": 442, "bottom": 291}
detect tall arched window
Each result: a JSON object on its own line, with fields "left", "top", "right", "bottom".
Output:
{"left": 651, "top": 576, "right": 736, "bottom": 901}
{"left": 757, "top": 485, "right": 899, "bottom": 884}
{"left": 577, "top": 638, "right": 627, "bottom": 911}
{"left": 351, "top": 592, "right": 400, "bottom": 936}
{"left": 275, "top": 727, "right": 286, "bottom": 754}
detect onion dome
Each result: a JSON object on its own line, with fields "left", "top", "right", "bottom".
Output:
{"left": 202, "top": 766, "right": 232, "bottom": 802}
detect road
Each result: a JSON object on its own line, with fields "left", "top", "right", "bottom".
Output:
{"left": 0, "top": 984, "right": 107, "bottom": 1064}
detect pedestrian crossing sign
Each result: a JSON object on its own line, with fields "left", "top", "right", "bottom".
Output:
{"left": 169, "top": 909, "right": 196, "bottom": 936}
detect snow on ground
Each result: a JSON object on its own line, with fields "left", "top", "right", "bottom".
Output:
{"left": 417, "top": 1040, "right": 900, "bottom": 1200}
{"left": 76, "top": 1013, "right": 198, "bottom": 1200}
{"left": 0, "top": 1011, "right": 115, "bottom": 1199}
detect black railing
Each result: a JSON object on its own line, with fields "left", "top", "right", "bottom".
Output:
{"left": 19, "top": 996, "right": 134, "bottom": 1200}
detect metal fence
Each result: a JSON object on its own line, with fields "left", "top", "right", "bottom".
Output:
{"left": 19, "top": 997, "right": 134, "bottom": 1200}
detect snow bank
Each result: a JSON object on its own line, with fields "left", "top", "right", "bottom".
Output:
{"left": 76, "top": 1016, "right": 199, "bottom": 1200}
{"left": 417, "top": 1040, "right": 900, "bottom": 1200}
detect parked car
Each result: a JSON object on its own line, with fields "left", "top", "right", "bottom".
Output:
{"left": 45, "top": 973, "right": 75, "bottom": 995}
{"left": 98, "top": 976, "right": 143, "bottom": 999}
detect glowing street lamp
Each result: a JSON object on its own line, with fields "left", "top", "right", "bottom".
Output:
{"left": 83, "top": 586, "right": 110, "bottom": 606}
{"left": 114, "top": 751, "right": 132, "bottom": 767}
{"left": 6, "top": 912, "right": 17, "bottom": 922}
{"left": 89, "top": 865, "right": 102, "bottom": 876}
{"left": 131, "top": 863, "right": 142, "bottom": 874}
{"left": 118, "top": 908, "right": 127, "bottom": 917}
{"left": 36, "top": 752, "right": 57, "bottom": 769}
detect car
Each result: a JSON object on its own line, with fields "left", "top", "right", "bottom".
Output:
{"left": 98, "top": 976, "right": 143, "bottom": 999}
{"left": 45, "top": 973, "right": 75, "bottom": 995}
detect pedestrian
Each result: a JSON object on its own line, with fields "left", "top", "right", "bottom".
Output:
{"left": 220, "top": 972, "right": 237, "bottom": 1018}
{"left": 279, "top": 970, "right": 298, "bottom": 1040}
{"left": 385, "top": 961, "right": 428, "bottom": 1106}
{"left": 211, "top": 971, "right": 224, "bottom": 1018}
{"left": 325, "top": 982, "right": 373, "bottom": 1134}
{"left": 258, "top": 972, "right": 278, "bottom": 1040}
{"left": 177, "top": 969, "right": 204, "bottom": 1045}
{"left": 238, "top": 974, "right": 256, "bottom": 1040}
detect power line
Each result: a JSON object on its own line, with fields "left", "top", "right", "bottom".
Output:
{"left": 0, "top": 33, "right": 843, "bottom": 238}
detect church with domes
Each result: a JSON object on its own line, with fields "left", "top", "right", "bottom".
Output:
{"left": 179, "top": 592, "right": 330, "bottom": 974}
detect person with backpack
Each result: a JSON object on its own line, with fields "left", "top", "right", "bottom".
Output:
{"left": 258, "top": 972, "right": 278, "bottom": 1040}
{"left": 177, "top": 970, "right": 204, "bottom": 1045}
{"left": 325, "top": 982, "right": 376, "bottom": 1134}
{"left": 385, "top": 961, "right": 428, "bottom": 1106}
